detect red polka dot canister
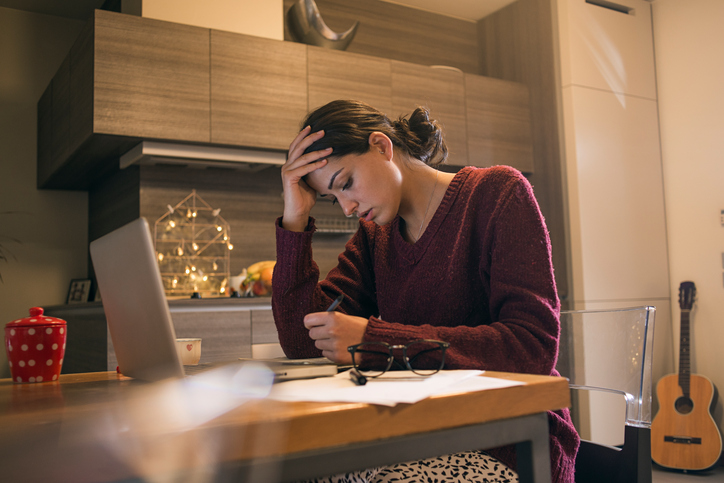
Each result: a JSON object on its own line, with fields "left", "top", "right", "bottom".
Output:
{"left": 5, "top": 307, "right": 67, "bottom": 384}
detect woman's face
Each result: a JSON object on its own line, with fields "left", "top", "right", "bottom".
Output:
{"left": 305, "top": 149, "right": 403, "bottom": 226}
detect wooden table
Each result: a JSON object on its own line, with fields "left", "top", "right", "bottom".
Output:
{"left": 0, "top": 370, "right": 569, "bottom": 483}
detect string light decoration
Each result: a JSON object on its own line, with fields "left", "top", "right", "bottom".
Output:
{"left": 154, "top": 190, "right": 232, "bottom": 298}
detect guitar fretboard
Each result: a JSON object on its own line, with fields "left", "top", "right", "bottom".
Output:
{"left": 678, "top": 309, "right": 691, "bottom": 397}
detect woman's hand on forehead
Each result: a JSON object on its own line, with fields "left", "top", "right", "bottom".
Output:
{"left": 280, "top": 127, "right": 332, "bottom": 231}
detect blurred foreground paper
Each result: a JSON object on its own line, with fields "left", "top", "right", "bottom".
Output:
{"left": 1, "top": 362, "right": 277, "bottom": 483}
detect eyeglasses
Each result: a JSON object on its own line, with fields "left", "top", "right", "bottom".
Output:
{"left": 347, "top": 339, "right": 449, "bottom": 385}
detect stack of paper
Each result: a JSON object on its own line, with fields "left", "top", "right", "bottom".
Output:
{"left": 269, "top": 370, "right": 523, "bottom": 406}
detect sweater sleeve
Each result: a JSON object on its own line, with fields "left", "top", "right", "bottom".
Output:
{"left": 363, "top": 169, "right": 561, "bottom": 376}
{"left": 271, "top": 217, "right": 379, "bottom": 358}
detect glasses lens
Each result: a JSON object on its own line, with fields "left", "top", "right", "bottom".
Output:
{"left": 352, "top": 342, "right": 392, "bottom": 377}
{"left": 405, "top": 340, "right": 446, "bottom": 375}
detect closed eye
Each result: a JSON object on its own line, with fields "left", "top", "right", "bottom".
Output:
{"left": 320, "top": 194, "right": 338, "bottom": 205}
{"left": 329, "top": 178, "right": 350, "bottom": 205}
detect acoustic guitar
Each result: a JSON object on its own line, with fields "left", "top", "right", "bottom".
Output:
{"left": 651, "top": 281, "right": 722, "bottom": 471}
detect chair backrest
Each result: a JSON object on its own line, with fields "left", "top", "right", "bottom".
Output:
{"left": 557, "top": 306, "right": 656, "bottom": 483}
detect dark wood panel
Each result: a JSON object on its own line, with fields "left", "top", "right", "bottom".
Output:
{"left": 211, "top": 30, "right": 308, "bottom": 150}
{"left": 51, "top": 56, "right": 72, "bottom": 169}
{"left": 477, "top": 2, "right": 526, "bottom": 83}
{"left": 69, "top": 17, "right": 94, "bottom": 157}
{"left": 465, "top": 74, "right": 534, "bottom": 172}
{"left": 39, "top": 134, "right": 141, "bottom": 190}
{"left": 88, "top": 165, "right": 141, "bottom": 243}
{"left": 476, "top": 0, "right": 569, "bottom": 305}
{"left": 283, "top": 0, "right": 480, "bottom": 74}
{"left": 391, "top": 61, "right": 468, "bottom": 166}
{"left": 93, "top": 10, "right": 210, "bottom": 142}
{"left": 36, "top": 84, "right": 53, "bottom": 187}
{"left": 308, "top": 46, "right": 392, "bottom": 114}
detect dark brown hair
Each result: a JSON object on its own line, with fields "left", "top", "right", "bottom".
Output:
{"left": 301, "top": 100, "right": 448, "bottom": 167}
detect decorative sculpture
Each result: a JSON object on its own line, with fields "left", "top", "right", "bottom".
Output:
{"left": 286, "top": 0, "right": 359, "bottom": 51}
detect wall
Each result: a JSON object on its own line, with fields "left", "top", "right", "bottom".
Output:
{"left": 652, "top": 0, "right": 724, "bottom": 437}
{"left": 0, "top": 8, "right": 88, "bottom": 377}
{"left": 141, "top": 0, "right": 284, "bottom": 40}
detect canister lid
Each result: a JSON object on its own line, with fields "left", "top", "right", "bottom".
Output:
{"left": 5, "top": 307, "right": 67, "bottom": 328}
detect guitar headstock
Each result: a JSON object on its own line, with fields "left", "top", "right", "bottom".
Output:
{"left": 679, "top": 281, "right": 696, "bottom": 311}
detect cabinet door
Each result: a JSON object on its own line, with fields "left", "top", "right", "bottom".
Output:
{"left": 211, "top": 30, "right": 308, "bottom": 150}
{"left": 308, "top": 46, "right": 392, "bottom": 115}
{"left": 93, "top": 11, "right": 210, "bottom": 143}
{"left": 465, "top": 74, "right": 534, "bottom": 173}
{"left": 391, "top": 61, "right": 467, "bottom": 166}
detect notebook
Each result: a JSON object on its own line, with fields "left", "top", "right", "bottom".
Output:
{"left": 89, "top": 217, "right": 337, "bottom": 382}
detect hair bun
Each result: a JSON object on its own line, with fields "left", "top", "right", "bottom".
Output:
{"left": 396, "top": 107, "right": 448, "bottom": 166}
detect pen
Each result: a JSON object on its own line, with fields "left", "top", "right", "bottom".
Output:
{"left": 326, "top": 294, "right": 344, "bottom": 312}
{"left": 349, "top": 368, "right": 367, "bottom": 386}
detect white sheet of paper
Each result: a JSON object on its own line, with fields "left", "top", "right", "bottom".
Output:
{"left": 268, "top": 370, "right": 523, "bottom": 406}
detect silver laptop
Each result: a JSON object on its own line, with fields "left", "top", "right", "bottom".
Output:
{"left": 90, "top": 218, "right": 186, "bottom": 382}
{"left": 90, "top": 217, "right": 337, "bottom": 382}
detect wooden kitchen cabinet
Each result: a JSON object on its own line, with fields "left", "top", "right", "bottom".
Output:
{"left": 211, "top": 30, "right": 308, "bottom": 150}
{"left": 37, "top": 10, "right": 536, "bottom": 191}
{"left": 465, "top": 74, "right": 534, "bottom": 173}
{"left": 37, "top": 10, "right": 211, "bottom": 189}
{"left": 37, "top": 19, "right": 96, "bottom": 188}
{"left": 93, "top": 11, "right": 211, "bottom": 142}
{"left": 391, "top": 61, "right": 468, "bottom": 166}
{"left": 307, "top": 46, "right": 392, "bottom": 115}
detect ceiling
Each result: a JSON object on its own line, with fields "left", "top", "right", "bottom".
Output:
{"left": 0, "top": 0, "right": 516, "bottom": 22}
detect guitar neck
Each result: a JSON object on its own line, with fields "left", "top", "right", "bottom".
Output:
{"left": 678, "top": 310, "right": 691, "bottom": 396}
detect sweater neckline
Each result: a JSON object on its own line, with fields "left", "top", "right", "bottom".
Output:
{"left": 392, "top": 167, "right": 472, "bottom": 262}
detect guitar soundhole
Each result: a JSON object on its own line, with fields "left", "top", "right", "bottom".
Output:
{"left": 675, "top": 396, "right": 694, "bottom": 414}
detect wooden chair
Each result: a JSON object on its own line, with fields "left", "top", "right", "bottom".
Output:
{"left": 557, "top": 306, "right": 656, "bottom": 483}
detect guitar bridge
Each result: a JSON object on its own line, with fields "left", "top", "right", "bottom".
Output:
{"left": 664, "top": 435, "right": 702, "bottom": 445}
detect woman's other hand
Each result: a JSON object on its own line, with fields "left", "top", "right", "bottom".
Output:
{"left": 281, "top": 126, "right": 332, "bottom": 232}
{"left": 303, "top": 311, "right": 368, "bottom": 364}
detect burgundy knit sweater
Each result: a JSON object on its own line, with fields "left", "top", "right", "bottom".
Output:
{"left": 272, "top": 166, "right": 579, "bottom": 483}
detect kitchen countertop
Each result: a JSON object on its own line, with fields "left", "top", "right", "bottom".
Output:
{"left": 44, "top": 296, "right": 272, "bottom": 312}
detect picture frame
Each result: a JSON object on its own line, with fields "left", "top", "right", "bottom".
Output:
{"left": 67, "top": 278, "right": 92, "bottom": 304}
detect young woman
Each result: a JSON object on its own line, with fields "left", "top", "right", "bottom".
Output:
{"left": 272, "top": 100, "right": 579, "bottom": 483}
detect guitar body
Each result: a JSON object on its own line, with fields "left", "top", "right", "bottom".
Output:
{"left": 652, "top": 372, "right": 722, "bottom": 470}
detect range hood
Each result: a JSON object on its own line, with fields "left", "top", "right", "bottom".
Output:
{"left": 120, "top": 141, "right": 287, "bottom": 171}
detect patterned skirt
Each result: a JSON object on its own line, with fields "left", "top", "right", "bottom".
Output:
{"left": 302, "top": 450, "right": 518, "bottom": 483}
